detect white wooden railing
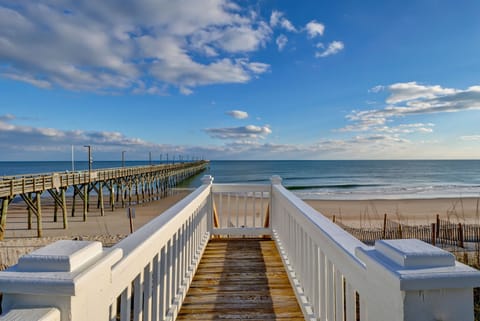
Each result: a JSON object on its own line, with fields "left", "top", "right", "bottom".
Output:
{"left": 1, "top": 175, "right": 480, "bottom": 321}
{"left": 211, "top": 183, "right": 270, "bottom": 236}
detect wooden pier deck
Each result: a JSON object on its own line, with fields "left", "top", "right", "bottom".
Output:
{"left": 177, "top": 238, "right": 304, "bottom": 321}
{"left": 0, "top": 161, "right": 208, "bottom": 239}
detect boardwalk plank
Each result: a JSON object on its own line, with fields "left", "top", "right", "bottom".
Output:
{"left": 176, "top": 239, "right": 303, "bottom": 321}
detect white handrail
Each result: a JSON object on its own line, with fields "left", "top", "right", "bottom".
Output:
{"left": 270, "top": 180, "right": 480, "bottom": 321}
{"left": 108, "top": 183, "right": 211, "bottom": 321}
{"left": 0, "top": 181, "right": 212, "bottom": 321}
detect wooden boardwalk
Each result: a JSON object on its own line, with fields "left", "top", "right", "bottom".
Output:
{"left": 177, "top": 238, "right": 304, "bottom": 321}
{"left": 0, "top": 161, "right": 208, "bottom": 239}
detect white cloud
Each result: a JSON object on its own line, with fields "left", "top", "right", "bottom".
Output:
{"left": 369, "top": 85, "right": 385, "bottom": 93}
{"left": 461, "top": 135, "right": 480, "bottom": 141}
{"left": 270, "top": 11, "right": 282, "bottom": 27}
{"left": 376, "top": 123, "right": 435, "bottom": 134}
{"left": 226, "top": 110, "right": 249, "bottom": 119}
{"left": 276, "top": 35, "right": 288, "bottom": 51}
{"left": 2, "top": 72, "right": 52, "bottom": 89}
{"left": 0, "top": 1, "right": 271, "bottom": 94}
{"left": 305, "top": 20, "right": 325, "bottom": 38}
{"left": 386, "top": 82, "right": 458, "bottom": 104}
{"left": 342, "top": 83, "right": 480, "bottom": 140}
{"left": 0, "top": 113, "right": 157, "bottom": 152}
{"left": 315, "top": 41, "right": 344, "bottom": 58}
{"left": 269, "top": 10, "right": 296, "bottom": 32}
{"left": 1, "top": 113, "right": 477, "bottom": 160}
{"left": 204, "top": 125, "right": 272, "bottom": 140}
{"left": 280, "top": 19, "right": 296, "bottom": 32}
{"left": 190, "top": 22, "right": 272, "bottom": 54}
{"left": 0, "top": 114, "right": 15, "bottom": 122}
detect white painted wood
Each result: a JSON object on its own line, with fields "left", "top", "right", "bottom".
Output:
{"left": 109, "top": 295, "right": 117, "bottom": 321}
{"left": 133, "top": 273, "right": 143, "bottom": 321}
{"left": 326, "top": 259, "right": 334, "bottom": 321}
{"left": 151, "top": 254, "right": 160, "bottom": 321}
{"left": 335, "top": 267, "right": 344, "bottom": 321}
{"left": 345, "top": 282, "right": 355, "bottom": 321}
{"left": 271, "top": 182, "right": 480, "bottom": 321}
{"left": 17, "top": 240, "right": 102, "bottom": 272}
{"left": 319, "top": 250, "right": 326, "bottom": 321}
{"left": 0, "top": 308, "right": 60, "bottom": 321}
{"left": 119, "top": 284, "right": 131, "bottom": 321}
{"left": 159, "top": 248, "right": 167, "bottom": 320}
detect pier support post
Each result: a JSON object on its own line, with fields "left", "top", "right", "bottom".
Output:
{"left": 27, "top": 192, "right": 32, "bottom": 229}
{"left": 36, "top": 192, "right": 42, "bottom": 237}
{"left": 83, "top": 184, "right": 88, "bottom": 221}
{"left": 0, "top": 197, "right": 10, "bottom": 240}
{"left": 47, "top": 189, "right": 68, "bottom": 226}
{"left": 109, "top": 181, "right": 115, "bottom": 211}
{"left": 98, "top": 182, "right": 105, "bottom": 216}
{"left": 71, "top": 188, "right": 76, "bottom": 217}
{"left": 61, "top": 188, "right": 68, "bottom": 229}
{"left": 20, "top": 193, "right": 43, "bottom": 237}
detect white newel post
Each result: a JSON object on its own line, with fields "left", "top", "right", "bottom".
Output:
{"left": 0, "top": 240, "right": 122, "bottom": 321}
{"left": 201, "top": 175, "right": 214, "bottom": 233}
{"left": 356, "top": 239, "right": 480, "bottom": 321}
{"left": 270, "top": 175, "right": 282, "bottom": 229}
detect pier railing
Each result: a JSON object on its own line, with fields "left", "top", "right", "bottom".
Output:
{"left": 1, "top": 175, "right": 480, "bottom": 321}
{"left": 0, "top": 161, "right": 208, "bottom": 198}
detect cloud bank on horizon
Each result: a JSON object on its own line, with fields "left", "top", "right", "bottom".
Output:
{"left": 1, "top": 81, "right": 479, "bottom": 160}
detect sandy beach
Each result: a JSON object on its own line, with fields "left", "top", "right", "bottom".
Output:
{"left": 0, "top": 189, "right": 192, "bottom": 268}
{"left": 305, "top": 197, "right": 480, "bottom": 227}
{"left": 2, "top": 190, "right": 480, "bottom": 268}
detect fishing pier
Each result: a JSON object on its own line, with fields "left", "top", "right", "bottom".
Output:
{"left": 0, "top": 161, "right": 209, "bottom": 239}
{"left": 1, "top": 175, "right": 480, "bottom": 320}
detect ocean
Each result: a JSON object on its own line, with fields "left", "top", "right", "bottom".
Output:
{"left": 1, "top": 160, "right": 480, "bottom": 200}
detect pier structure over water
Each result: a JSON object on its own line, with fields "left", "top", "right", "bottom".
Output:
{"left": 0, "top": 161, "right": 208, "bottom": 239}
{"left": 1, "top": 175, "right": 479, "bottom": 321}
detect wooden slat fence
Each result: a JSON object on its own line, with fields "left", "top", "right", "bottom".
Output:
{"left": 335, "top": 214, "right": 472, "bottom": 248}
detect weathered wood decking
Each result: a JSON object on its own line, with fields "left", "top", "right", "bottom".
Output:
{"left": 177, "top": 238, "right": 304, "bottom": 321}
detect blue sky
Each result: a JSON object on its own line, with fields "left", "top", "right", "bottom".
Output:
{"left": 1, "top": 0, "right": 480, "bottom": 161}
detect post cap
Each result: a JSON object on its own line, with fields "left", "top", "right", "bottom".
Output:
{"left": 17, "top": 240, "right": 103, "bottom": 272}
{"left": 356, "top": 239, "right": 480, "bottom": 291}
{"left": 375, "top": 239, "right": 455, "bottom": 268}
{"left": 270, "top": 175, "right": 283, "bottom": 185}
